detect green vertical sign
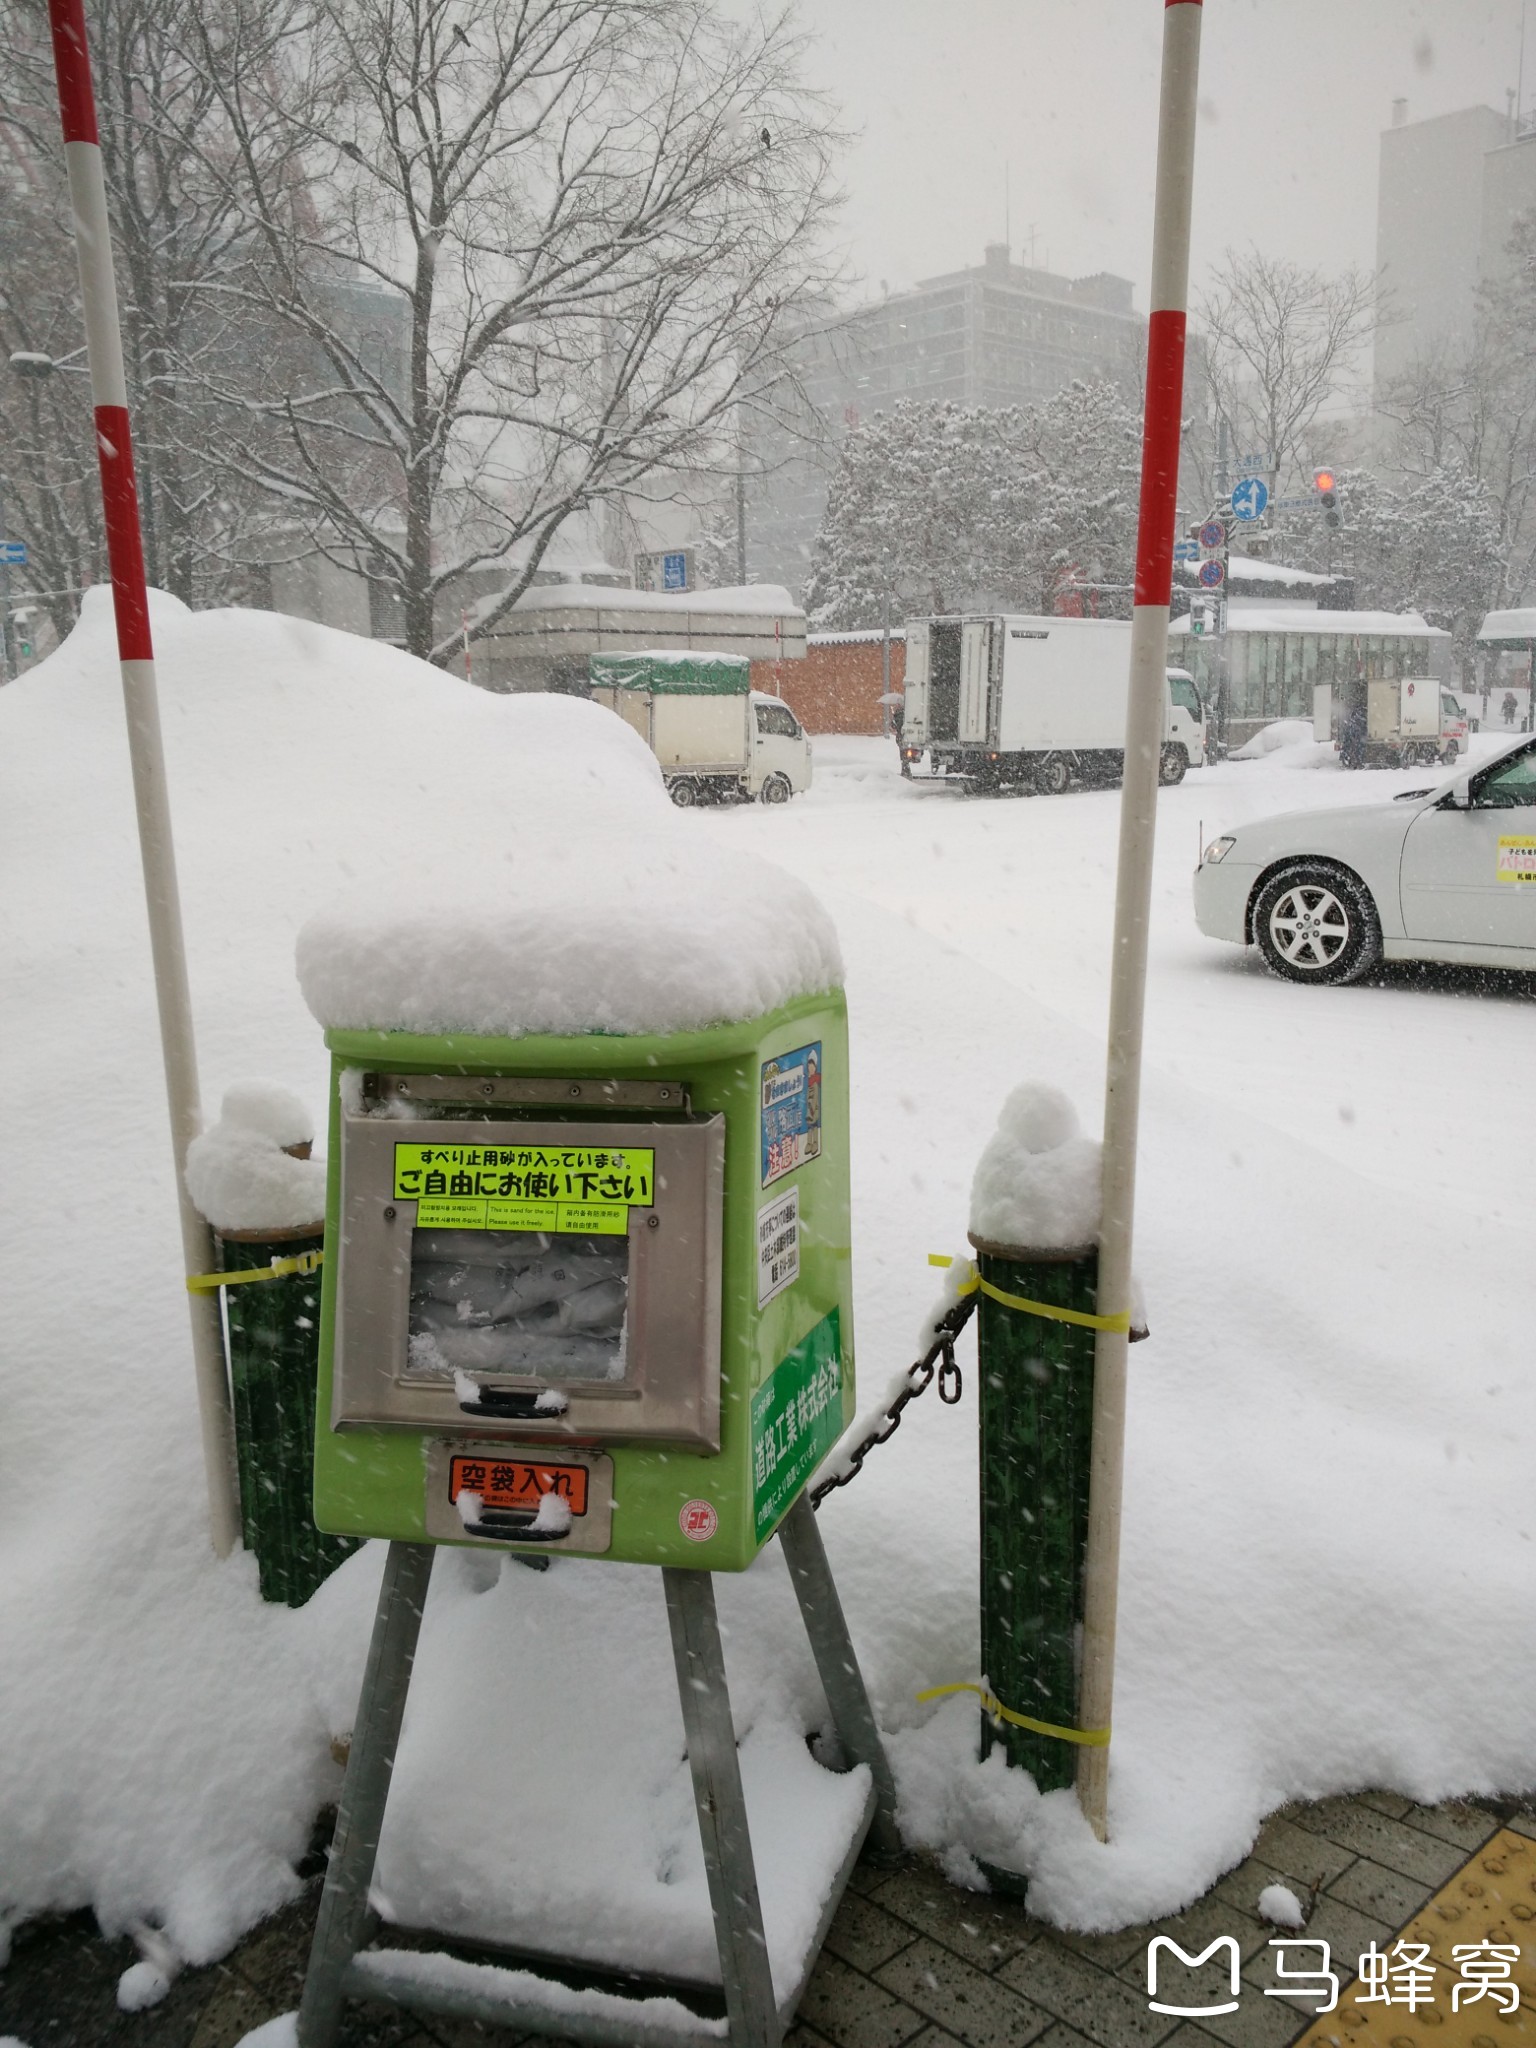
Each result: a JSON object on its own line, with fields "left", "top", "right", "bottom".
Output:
{"left": 751, "top": 1309, "right": 843, "bottom": 1540}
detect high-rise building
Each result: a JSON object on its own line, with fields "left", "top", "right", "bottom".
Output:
{"left": 1375, "top": 101, "right": 1536, "bottom": 392}
{"left": 747, "top": 244, "right": 1147, "bottom": 600}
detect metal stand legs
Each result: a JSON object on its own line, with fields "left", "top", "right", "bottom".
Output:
{"left": 298, "top": 1542, "right": 435, "bottom": 2048}
{"left": 663, "top": 1568, "right": 780, "bottom": 2047}
{"left": 298, "top": 1516, "right": 896, "bottom": 2047}
{"left": 778, "top": 1494, "right": 902, "bottom": 1860}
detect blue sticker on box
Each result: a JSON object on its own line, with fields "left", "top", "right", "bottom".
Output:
{"left": 761, "top": 1041, "right": 822, "bottom": 1187}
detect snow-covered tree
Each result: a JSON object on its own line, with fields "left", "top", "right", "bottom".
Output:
{"left": 804, "top": 383, "right": 1140, "bottom": 629}
{"left": 1296, "top": 464, "right": 1501, "bottom": 680}
{"left": 0, "top": 0, "right": 315, "bottom": 616}
{"left": 1373, "top": 211, "right": 1536, "bottom": 617}
{"left": 1198, "top": 249, "right": 1376, "bottom": 493}
{"left": 188, "top": 0, "right": 845, "bottom": 664}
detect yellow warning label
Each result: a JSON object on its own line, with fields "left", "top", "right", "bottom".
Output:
{"left": 1496, "top": 835, "right": 1536, "bottom": 883}
{"left": 395, "top": 1143, "right": 653, "bottom": 1230}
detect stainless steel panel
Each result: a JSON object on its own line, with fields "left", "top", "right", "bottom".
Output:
{"left": 334, "top": 1104, "right": 723, "bottom": 1449}
{"left": 363, "top": 1073, "right": 690, "bottom": 1113}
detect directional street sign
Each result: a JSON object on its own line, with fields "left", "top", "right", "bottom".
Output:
{"left": 1198, "top": 519, "right": 1227, "bottom": 552}
{"left": 1230, "top": 476, "right": 1269, "bottom": 522}
{"left": 1270, "top": 495, "right": 1317, "bottom": 513}
{"left": 1198, "top": 558, "right": 1225, "bottom": 589}
{"left": 1235, "top": 451, "right": 1273, "bottom": 473}
{"left": 1173, "top": 538, "right": 1199, "bottom": 562}
{"left": 0, "top": 540, "right": 26, "bottom": 565}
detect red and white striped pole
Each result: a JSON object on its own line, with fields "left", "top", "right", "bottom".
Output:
{"left": 1077, "top": 0, "right": 1203, "bottom": 1840}
{"left": 48, "top": 0, "right": 242, "bottom": 1555}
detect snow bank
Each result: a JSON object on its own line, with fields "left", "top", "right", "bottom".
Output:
{"left": 0, "top": 591, "right": 856, "bottom": 1984}
{"left": 968, "top": 1083, "right": 1101, "bottom": 1250}
{"left": 1229, "top": 718, "right": 1316, "bottom": 759}
{"left": 1229, "top": 719, "right": 1337, "bottom": 771}
{"left": 184, "top": 1084, "right": 326, "bottom": 1234}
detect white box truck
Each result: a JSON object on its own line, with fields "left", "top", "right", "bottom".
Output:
{"left": 898, "top": 614, "right": 1206, "bottom": 793}
{"left": 590, "top": 650, "right": 811, "bottom": 805}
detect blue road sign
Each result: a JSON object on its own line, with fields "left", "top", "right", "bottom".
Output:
{"left": 1198, "top": 558, "right": 1225, "bottom": 589}
{"left": 1230, "top": 477, "right": 1269, "bottom": 522}
{"left": 661, "top": 550, "right": 688, "bottom": 591}
{"left": 0, "top": 540, "right": 26, "bottom": 565}
{"left": 1173, "top": 538, "right": 1198, "bottom": 561}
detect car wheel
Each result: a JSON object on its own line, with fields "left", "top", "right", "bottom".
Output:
{"left": 1158, "top": 743, "right": 1187, "bottom": 787}
{"left": 669, "top": 778, "right": 698, "bottom": 808}
{"left": 759, "top": 772, "right": 791, "bottom": 805}
{"left": 1441, "top": 740, "right": 1459, "bottom": 765}
{"left": 1037, "top": 754, "right": 1071, "bottom": 796}
{"left": 1252, "top": 863, "right": 1381, "bottom": 986}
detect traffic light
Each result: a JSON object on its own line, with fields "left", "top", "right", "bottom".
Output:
{"left": 1314, "top": 468, "right": 1341, "bottom": 531}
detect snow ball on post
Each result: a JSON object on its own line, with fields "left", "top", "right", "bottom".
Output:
{"left": 963, "top": 1083, "right": 1116, "bottom": 1840}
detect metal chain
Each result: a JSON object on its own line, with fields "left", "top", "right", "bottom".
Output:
{"left": 809, "top": 1293, "right": 976, "bottom": 1509}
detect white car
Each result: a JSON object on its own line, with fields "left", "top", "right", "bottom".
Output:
{"left": 1193, "top": 737, "right": 1536, "bottom": 983}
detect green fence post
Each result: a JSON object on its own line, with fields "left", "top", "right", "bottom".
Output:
{"left": 974, "top": 1236, "right": 1100, "bottom": 1795}
{"left": 219, "top": 1226, "right": 360, "bottom": 1607}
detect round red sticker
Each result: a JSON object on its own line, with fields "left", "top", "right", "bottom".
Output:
{"left": 679, "top": 1499, "right": 718, "bottom": 1542}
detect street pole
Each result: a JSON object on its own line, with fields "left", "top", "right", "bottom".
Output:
{"left": 881, "top": 581, "right": 891, "bottom": 734}
{"left": 1076, "top": 0, "right": 1203, "bottom": 1841}
{"left": 47, "top": 0, "right": 241, "bottom": 1555}
{"left": 0, "top": 480, "right": 14, "bottom": 684}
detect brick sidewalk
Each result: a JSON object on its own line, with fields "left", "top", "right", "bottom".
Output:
{"left": 1, "top": 1792, "right": 1530, "bottom": 2048}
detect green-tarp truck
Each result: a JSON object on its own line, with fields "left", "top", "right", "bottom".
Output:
{"left": 590, "top": 650, "right": 811, "bottom": 807}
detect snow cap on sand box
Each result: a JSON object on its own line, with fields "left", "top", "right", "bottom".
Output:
{"left": 296, "top": 837, "right": 843, "bottom": 1041}
{"left": 969, "top": 1082, "right": 1102, "bottom": 1251}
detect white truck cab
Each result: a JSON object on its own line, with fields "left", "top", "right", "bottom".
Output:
{"left": 748, "top": 691, "right": 813, "bottom": 804}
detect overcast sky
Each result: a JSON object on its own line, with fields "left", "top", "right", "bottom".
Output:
{"left": 801, "top": 0, "right": 1529, "bottom": 308}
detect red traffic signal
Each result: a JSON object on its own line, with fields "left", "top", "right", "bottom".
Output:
{"left": 1313, "top": 467, "right": 1341, "bottom": 530}
{"left": 1313, "top": 468, "right": 1335, "bottom": 493}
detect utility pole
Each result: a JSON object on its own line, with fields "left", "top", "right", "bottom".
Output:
{"left": 735, "top": 455, "right": 747, "bottom": 585}
{"left": 46, "top": 0, "right": 241, "bottom": 1553}
{"left": 1077, "top": 0, "right": 1204, "bottom": 1843}
{"left": 0, "top": 476, "right": 15, "bottom": 682}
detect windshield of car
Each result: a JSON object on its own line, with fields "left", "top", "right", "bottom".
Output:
{"left": 1167, "top": 674, "right": 1201, "bottom": 718}
{"left": 1442, "top": 694, "right": 1463, "bottom": 717}
{"left": 1472, "top": 744, "right": 1536, "bottom": 808}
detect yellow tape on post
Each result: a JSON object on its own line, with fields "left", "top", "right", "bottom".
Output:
{"left": 916, "top": 1681, "right": 1110, "bottom": 1748}
{"left": 186, "top": 1249, "right": 325, "bottom": 1293}
{"left": 927, "top": 1255, "right": 1130, "bottom": 1335}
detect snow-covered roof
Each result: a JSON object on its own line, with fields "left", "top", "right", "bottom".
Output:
{"left": 1177, "top": 555, "right": 1338, "bottom": 588}
{"left": 1170, "top": 607, "right": 1448, "bottom": 638}
{"left": 806, "top": 629, "right": 898, "bottom": 646}
{"left": 510, "top": 580, "right": 801, "bottom": 618}
{"left": 1477, "top": 608, "right": 1536, "bottom": 644}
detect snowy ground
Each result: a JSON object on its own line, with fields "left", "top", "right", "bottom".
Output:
{"left": 2, "top": 604, "right": 1532, "bottom": 2011}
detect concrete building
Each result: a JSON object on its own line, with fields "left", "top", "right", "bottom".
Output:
{"left": 747, "top": 245, "right": 1149, "bottom": 601}
{"left": 1375, "top": 102, "right": 1536, "bottom": 391}
{"left": 467, "top": 582, "right": 806, "bottom": 694}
